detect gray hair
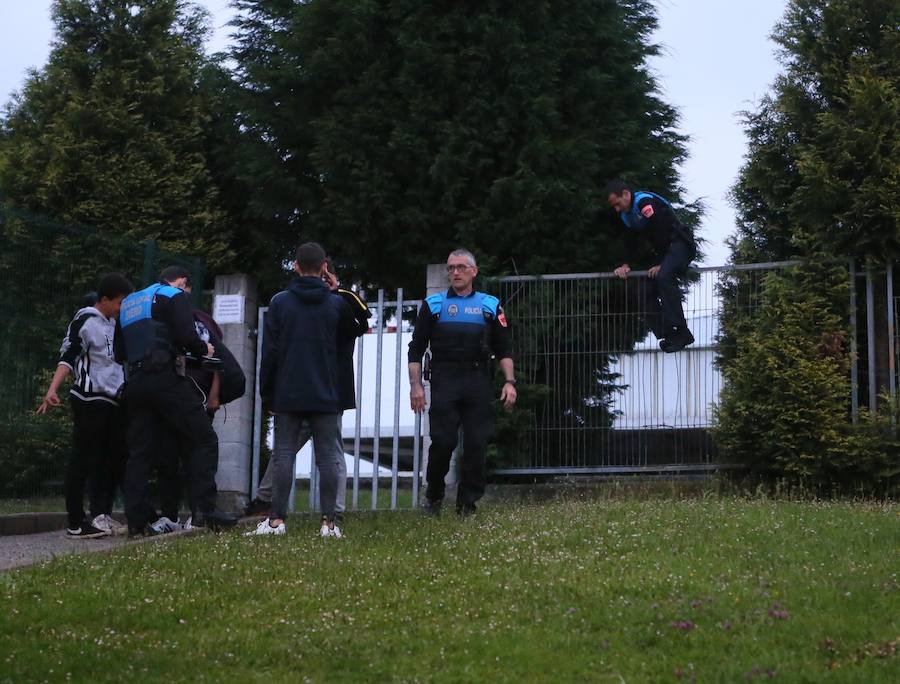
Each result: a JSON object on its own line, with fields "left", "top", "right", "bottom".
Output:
{"left": 448, "top": 248, "right": 477, "bottom": 267}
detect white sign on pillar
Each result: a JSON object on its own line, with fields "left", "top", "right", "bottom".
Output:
{"left": 213, "top": 294, "right": 245, "bottom": 325}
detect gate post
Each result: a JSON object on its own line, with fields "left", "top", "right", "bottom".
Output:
{"left": 211, "top": 273, "right": 258, "bottom": 512}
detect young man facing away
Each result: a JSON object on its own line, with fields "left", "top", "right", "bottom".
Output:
{"left": 245, "top": 257, "right": 370, "bottom": 521}
{"left": 249, "top": 242, "right": 356, "bottom": 537}
{"left": 38, "top": 273, "right": 134, "bottom": 538}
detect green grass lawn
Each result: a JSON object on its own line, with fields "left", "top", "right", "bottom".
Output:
{"left": 1, "top": 495, "right": 897, "bottom": 683}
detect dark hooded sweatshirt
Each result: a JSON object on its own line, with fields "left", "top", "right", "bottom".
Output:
{"left": 260, "top": 276, "right": 356, "bottom": 414}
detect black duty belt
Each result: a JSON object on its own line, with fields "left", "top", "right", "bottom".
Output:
{"left": 128, "top": 359, "right": 173, "bottom": 375}
{"left": 431, "top": 359, "right": 490, "bottom": 370}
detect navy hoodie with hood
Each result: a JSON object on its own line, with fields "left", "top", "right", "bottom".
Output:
{"left": 260, "top": 276, "right": 356, "bottom": 413}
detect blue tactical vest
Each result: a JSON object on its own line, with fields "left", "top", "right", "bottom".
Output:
{"left": 425, "top": 290, "right": 500, "bottom": 362}
{"left": 619, "top": 191, "right": 674, "bottom": 230}
{"left": 119, "top": 283, "right": 182, "bottom": 364}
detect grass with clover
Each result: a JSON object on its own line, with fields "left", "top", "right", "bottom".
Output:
{"left": 0, "top": 491, "right": 897, "bottom": 682}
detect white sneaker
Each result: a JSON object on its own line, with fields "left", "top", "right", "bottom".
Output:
{"left": 320, "top": 520, "right": 343, "bottom": 538}
{"left": 90, "top": 514, "right": 114, "bottom": 536}
{"left": 150, "top": 516, "right": 181, "bottom": 534}
{"left": 245, "top": 518, "right": 285, "bottom": 536}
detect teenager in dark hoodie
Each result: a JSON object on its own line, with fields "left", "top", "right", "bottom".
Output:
{"left": 249, "top": 242, "right": 356, "bottom": 537}
{"left": 246, "top": 258, "right": 370, "bottom": 520}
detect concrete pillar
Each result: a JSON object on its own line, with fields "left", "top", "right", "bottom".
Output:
{"left": 423, "top": 264, "right": 461, "bottom": 504}
{"left": 211, "top": 274, "right": 258, "bottom": 512}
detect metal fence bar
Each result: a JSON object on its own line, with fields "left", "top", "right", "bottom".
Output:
{"left": 888, "top": 263, "right": 896, "bottom": 421}
{"left": 866, "top": 262, "right": 877, "bottom": 415}
{"left": 371, "top": 289, "right": 385, "bottom": 509}
{"left": 352, "top": 334, "right": 364, "bottom": 510}
{"left": 390, "top": 289, "right": 403, "bottom": 509}
{"left": 493, "top": 464, "right": 740, "bottom": 475}
{"left": 251, "top": 307, "right": 266, "bottom": 499}
{"left": 412, "top": 411, "right": 422, "bottom": 507}
{"left": 849, "top": 261, "right": 859, "bottom": 424}
{"left": 489, "top": 261, "right": 804, "bottom": 284}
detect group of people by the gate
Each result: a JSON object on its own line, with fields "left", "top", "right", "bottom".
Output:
{"left": 39, "top": 265, "right": 247, "bottom": 538}
{"left": 37, "top": 180, "right": 694, "bottom": 539}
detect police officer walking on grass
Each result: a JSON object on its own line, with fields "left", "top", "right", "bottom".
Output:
{"left": 408, "top": 248, "right": 517, "bottom": 517}
{"left": 115, "top": 268, "right": 237, "bottom": 536}
{"left": 606, "top": 179, "right": 697, "bottom": 353}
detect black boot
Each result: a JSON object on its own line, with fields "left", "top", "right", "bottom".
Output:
{"left": 660, "top": 327, "right": 695, "bottom": 353}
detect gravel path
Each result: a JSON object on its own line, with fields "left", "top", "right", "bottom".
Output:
{"left": 0, "top": 528, "right": 137, "bottom": 572}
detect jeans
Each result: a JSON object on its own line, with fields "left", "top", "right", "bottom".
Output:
{"left": 271, "top": 412, "right": 343, "bottom": 522}
{"left": 257, "top": 414, "right": 346, "bottom": 514}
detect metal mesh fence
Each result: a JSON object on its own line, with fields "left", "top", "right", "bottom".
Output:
{"left": 485, "top": 262, "right": 802, "bottom": 474}
{"left": 0, "top": 204, "right": 203, "bottom": 510}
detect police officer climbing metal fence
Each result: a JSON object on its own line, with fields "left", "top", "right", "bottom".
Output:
{"left": 115, "top": 270, "right": 238, "bottom": 536}
{"left": 606, "top": 179, "right": 697, "bottom": 353}
{"left": 408, "top": 248, "right": 517, "bottom": 517}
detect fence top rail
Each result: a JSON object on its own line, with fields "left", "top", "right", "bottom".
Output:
{"left": 485, "top": 260, "right": 804, "bottom": 283}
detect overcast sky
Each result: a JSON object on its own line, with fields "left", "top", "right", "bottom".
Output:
{"left": 0, "top": 0, "right": 788, "bottom": 267}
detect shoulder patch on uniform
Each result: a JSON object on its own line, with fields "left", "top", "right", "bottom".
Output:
{"left": 425, "top": 293, "right": 444, "bottom": 315}
{"left": 479, "top": 293, "right": 500, "bottom": 317}
{"left": 641, "top": 204, "right": 655, "bottom": 218}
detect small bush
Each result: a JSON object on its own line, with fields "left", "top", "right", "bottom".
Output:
{"left": 714, "top": 256, "right": 899, "bottom": 494}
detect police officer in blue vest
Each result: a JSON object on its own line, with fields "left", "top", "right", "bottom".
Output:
{"left": 115, "top": 270, "right": 237, "bottom": 535}
{"left": 408, "top": 248, "right": 517, "bottom": 516}
{"left": 606, "top": 179, "right": 697, "bottom": 352}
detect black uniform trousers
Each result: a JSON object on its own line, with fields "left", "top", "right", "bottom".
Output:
{"left": 426, "top": 363, "right": 494, "bottom": 510}
{"left": 65, "top": 397, "right": 128, "bottom": 528}
{"left": 155, "top": 403, "right": 214, "bottom": 521}
{"left": 643, "top": 238, "right": 695, "bottom": 339}
{"left": 123, "top": 369, "right": 218, "bottom": 529}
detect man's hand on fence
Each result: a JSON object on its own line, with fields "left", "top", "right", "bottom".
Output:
{"left": 410, "top": 382, "right": 426, "bottom": 413}
{"left": 648, "top": 265, "right": 661, "bottom": 279}
{"left": 36, "top": 389, "right": 60, "bottom": 414}
{"left": 614, "top": 264, "right": 631, "bottom": 279}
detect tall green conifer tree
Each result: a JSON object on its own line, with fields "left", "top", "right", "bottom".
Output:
{"left": 232, "top": 0, "right": 692, "bottom": 290}
{"left": 718, "top": 0, "right": 900, "bottom": 489}
{"left": 0, "top": 0, "right": 234, "bottom": 269}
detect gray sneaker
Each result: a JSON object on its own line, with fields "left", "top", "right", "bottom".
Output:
{"left": 150, "top": 516, "right": 181, "bottom": 534}
{"left": 92, "top": 514, "right": 126, "bottom": 536}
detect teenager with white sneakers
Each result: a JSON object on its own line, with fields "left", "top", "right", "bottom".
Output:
{"left": 248, "top": 243, "right": 356, "bottom": 538}
{"left": 38, "top": 274, "right": 134, "bottom": 539}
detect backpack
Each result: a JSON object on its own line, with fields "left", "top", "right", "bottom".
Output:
{"left": 211, "top": 334, "right": 246, "bottom": 404}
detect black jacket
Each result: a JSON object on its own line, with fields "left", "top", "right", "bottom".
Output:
{"left": 260, "top": 277, "right": 356, "bottom": 413}
{"left": 335, "top": 288, "right": 371, "bottom": 410}
{"left": 622, "top": 194, "right": 694, "bottom": 267}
